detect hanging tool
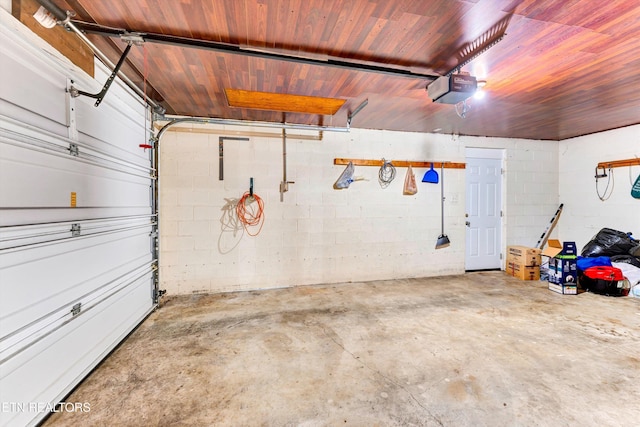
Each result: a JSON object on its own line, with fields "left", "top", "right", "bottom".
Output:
{"left": 435, "top": 164, "right": 450, "bottom": 249}
{"left": 422, "top": 163, "right": 439, "bottom": 183}
{"left": 595, "top": 166, "right": 614, "bottom": 201}
{"left": 535, "top": 203, "right": 564, "bottom": 249}
{"left": 237, "top": 177, "right": 265, "bottom": 236}
{"left": 280, "top": 129, "right": 295, "bottom": 201}
{"left": 378, "top": 158, "right": 396, "bottom": 188}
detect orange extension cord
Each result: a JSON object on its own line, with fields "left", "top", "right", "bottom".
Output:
{"left": 236, "top": 191, "right": 265, "bottom": 236}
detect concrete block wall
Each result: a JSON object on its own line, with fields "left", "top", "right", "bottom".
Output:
{"left": 558, "top": 125, "right": 640, "bottom": 251}
{"left": 159, "top": 124, "right": 559, "bottom": 294}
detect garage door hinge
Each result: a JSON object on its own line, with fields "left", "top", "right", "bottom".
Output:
{"left": 500, "top": 253, "right": 503, "bottom": 260}
{"left": 71, "top": 302, "right": 81, "bottom": 316}
{"left": 154, "top": 289, "right": 166, "bottom": 304}
{"left": 71, "top": 223, "right": 81, "bottom": 237}
{"left": 69, "top": 143, "right": 79, "bottom": 157}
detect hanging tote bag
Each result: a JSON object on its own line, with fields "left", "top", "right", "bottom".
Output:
{"left": 632, "top": 173, "right": 640, "bottom": 199}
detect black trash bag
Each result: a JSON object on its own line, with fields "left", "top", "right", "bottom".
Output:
{"left": 610, "top": 255, "right": 640, "bottom": 269}
{"left": 630, "top": 244, "right": 640, "bottom": 258}
{"left": 581, "top": 228, "right": 638, "bottom": 257}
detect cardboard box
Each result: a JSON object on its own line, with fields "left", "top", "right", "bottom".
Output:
{"left": 506, "top": 261, "right": 540, "bottom": 280}
{"left": 548, "top": 282, "right": 578, "bottom": 295}
{"left": 541, "top": 239, "right": 577, "bottom": 258}
{"left": 542, "top": 239, "right": 578, "bottom": 285}
{"left": 505, "top": 245, "right": 541, "bottom": 280}
{"left": 548, "top": 257, "right": 578, "bottom": 285}
{"left": 506, "top": 246, "right": 541, "bottom": 267}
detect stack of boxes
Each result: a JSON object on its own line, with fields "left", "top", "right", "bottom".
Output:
{"left": 542, "top": 239, "right": 578, "bottom": 294}
{"left": 505, "top": 246, "right": 541, "bottom": 280}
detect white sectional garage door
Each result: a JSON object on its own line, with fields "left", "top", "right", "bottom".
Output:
{"left": 0, "top": 10, "right": 156, "bottom": 427}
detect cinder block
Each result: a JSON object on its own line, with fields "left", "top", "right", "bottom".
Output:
{"left": 161, "top": 236, "right": 195, "bottom": 251}
{"left": 178, "top": 190, "right": 210, "bottom": 206}
{"left": 162, "top": 206, "right": 193, "bottom": 221}
{"left": 335, "top": 205, "right": 361, "bottom": 219}
{"left": 194, "top": 206, "right": 218, "bottom": 220}
{"left": 178, "top": 160, "right": 210, "bottom": 177}
{"left": 162, "top": 175, "right": 193, "bottom": 191}
{"left": 178, "top": 220, "right": 211, "bottom": 236}
{"left": 309, "top": 205, "right": 335, "bottom": 219}
{"left": 160, "top": 219, "right": 178, "bottom": 237}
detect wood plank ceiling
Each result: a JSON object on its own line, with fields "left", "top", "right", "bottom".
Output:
{"left": 53, "top": 0, "right": 640, "bottom": 140}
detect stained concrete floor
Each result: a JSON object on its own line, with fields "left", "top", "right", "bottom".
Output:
{"left": 44, "top": 272, "right": 640, "bottom": 427}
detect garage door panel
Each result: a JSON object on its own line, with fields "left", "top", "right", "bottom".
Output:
{"left": 0, "top": 226, "right": 153, "bottom": 335}
{"left": 0, "top": 275, "right": 153, "bottom": 427}
{"left": 0, "top": 133, "right": 152, "bottom": 211}
{"left": 0, "top": 207, "right": 153, "bottom": 227}
{"left": 0, "top": 100, "right": 69, "bottom": 138}
{"left": 77, "top": 129, "right": 151, "bottom": 170}
{"left": 0, "top": 41, "right": 67, "bottom": 127}
{"left": 76, "top": 96, "right": 148, "bottom": 162}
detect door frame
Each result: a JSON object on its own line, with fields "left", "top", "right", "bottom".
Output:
{"left": 465, "top": 147, "right": 506, "bottom": 271}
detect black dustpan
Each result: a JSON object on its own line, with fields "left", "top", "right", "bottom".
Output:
{"left": 422, "top": 163, "right": 439, "bottom": 183}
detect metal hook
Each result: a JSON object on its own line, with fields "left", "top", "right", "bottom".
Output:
{"left": 594, "top": 166, "right": 608, "bottom": 179}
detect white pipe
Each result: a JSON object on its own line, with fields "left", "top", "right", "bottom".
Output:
{"left": 157, "top": 115, "right": 350, "bottom": 136}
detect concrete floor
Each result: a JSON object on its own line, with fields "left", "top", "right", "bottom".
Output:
{"left": 44, "top": 272, "right": 640, "bottom": 427}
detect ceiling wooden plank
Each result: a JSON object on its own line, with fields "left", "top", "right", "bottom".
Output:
{"left": 13, "top": 0, "right": 94, "bottom": 76}
{"left": 225, "top": 89, "right": 346, "bottom": 115}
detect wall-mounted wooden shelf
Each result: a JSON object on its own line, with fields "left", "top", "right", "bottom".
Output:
{"left": 334, "top": 158, "right": 466, "bottom": 169}
{"left": 597, "top": 158, "right": 640, "bottom": 169}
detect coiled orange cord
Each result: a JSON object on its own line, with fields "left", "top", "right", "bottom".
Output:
{"left": 236, "top": 191, "right": 265, "bottom": 236}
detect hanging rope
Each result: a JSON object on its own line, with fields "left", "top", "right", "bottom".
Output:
{"left": 378, "top": 158, "right": 396, "bottom": 188}
{"left": 630, "top": 156, "right": 639, "bottom": 185}
{"left": 236, "top": 191, "right": 265, "bottom": 236}
{"left": 142, "top": 44, "right": 148, "bottom": 105}
{"left": 595, "top": 166, "right": 614, "bottom": 201}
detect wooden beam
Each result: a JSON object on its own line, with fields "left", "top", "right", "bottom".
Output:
{"left": 12, "top": 0, "right": 94, "bottom": 77}
{"left": 597, "top": 158, "right": 640, "bottom": 169}
{"left": 226, "top": 89, "right": 345, "bottom": 115}
{"left": 334, "top": 158, "right": 466, "bottom": 169}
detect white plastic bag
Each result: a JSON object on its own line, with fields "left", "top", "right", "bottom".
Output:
{"left": 334, "top": 162, "right": 355, "bottom": 189}
{"left": 403, "top": 165, "right": 418, "bottom": 195}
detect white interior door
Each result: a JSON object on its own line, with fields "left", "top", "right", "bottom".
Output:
{"left": 465, "top": 149, "right": 503, "bottom": 270}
